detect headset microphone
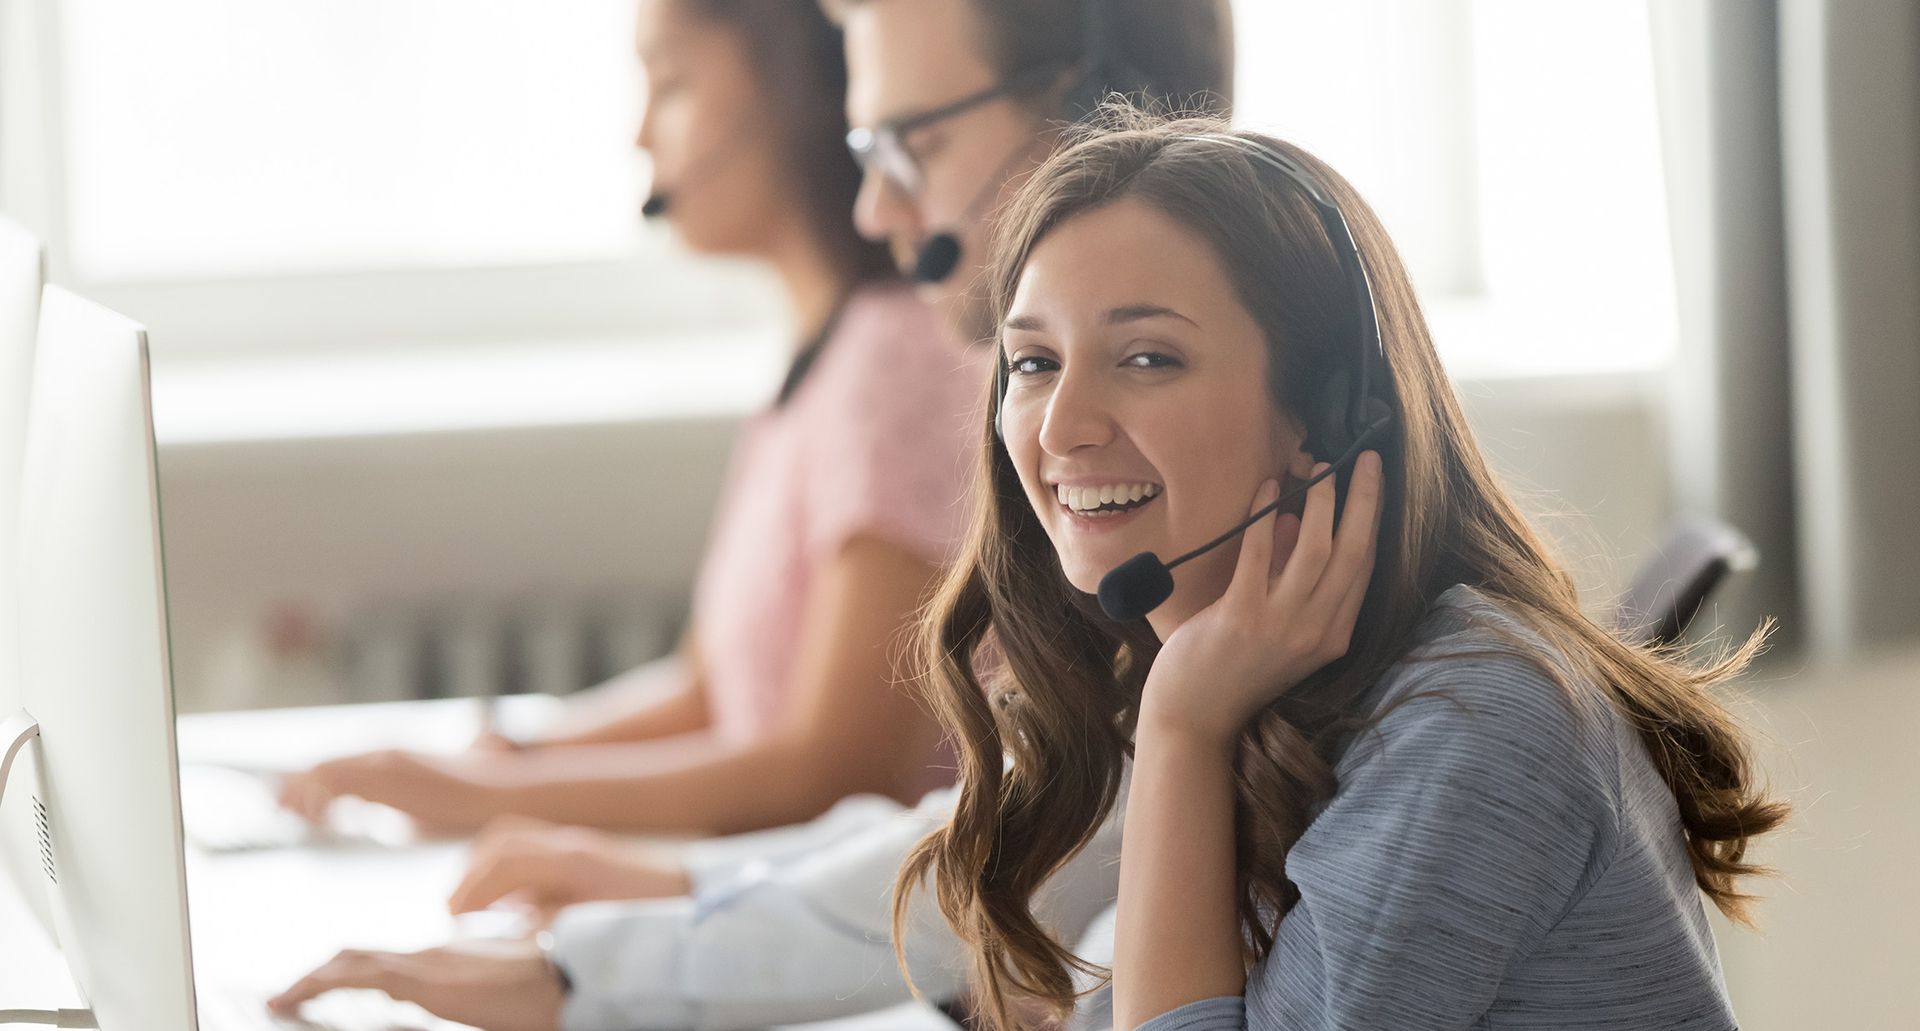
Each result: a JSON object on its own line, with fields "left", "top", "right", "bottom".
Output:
{"left": 640, "top": 121, "right": 757, "bottom": 221}
{"left": 912, "top": 138, "right": 1041, "bottom": 284}
{"left": 912, "top": 233, "right": 962, "bottom": 283}
{"left": 1094, "top": 407, "right": 1393, "bottom": 621}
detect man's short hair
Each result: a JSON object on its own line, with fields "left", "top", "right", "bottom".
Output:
{"left": 824, "top": 0, "right": 1234, "bottom": 115}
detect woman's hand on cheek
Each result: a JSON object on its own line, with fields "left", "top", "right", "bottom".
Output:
{"left": 1139, "top": 452, "right": 1385, "bottom": 747}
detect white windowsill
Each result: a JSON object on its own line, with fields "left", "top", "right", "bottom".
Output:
{"left": 149, "top": 301, "right": 1674, "bottom": 449}
{"left": 151, "top": 329, "right": 789, "bottom": 447}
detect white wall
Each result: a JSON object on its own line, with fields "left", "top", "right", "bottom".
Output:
{"left": 158, "top": 416, "right": 736, "bottom": 710}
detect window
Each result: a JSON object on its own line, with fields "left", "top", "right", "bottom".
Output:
{"left": 60, "top": 0, "right": 645, "bottom": 279}
{"left": 1235, "top": 0, "right": 1677, "bottom": 377}
{"left": 5, "top": 1, "right": 1675, "bottom": 379}
{"left": 3, "top": 0, "right": 784, "bottom": 362}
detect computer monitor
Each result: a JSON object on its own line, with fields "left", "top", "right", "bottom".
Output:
{"left": 0, "top": 215, "right": 53, "bottom": 939}
{"left": 10, "top": 287, "right": 199, "bottom": 1030}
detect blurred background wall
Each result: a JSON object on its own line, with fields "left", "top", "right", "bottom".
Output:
{"left": 1, "top": 0, "right": 1701, "bottom": 711}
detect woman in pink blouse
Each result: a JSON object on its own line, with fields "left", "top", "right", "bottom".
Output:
{"left": 278, "top": 0, "right": 984, "bottom": 841}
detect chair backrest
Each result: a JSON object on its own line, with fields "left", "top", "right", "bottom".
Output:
{"left": 1616, "top": 518, "right": 1759, "bottom": 648}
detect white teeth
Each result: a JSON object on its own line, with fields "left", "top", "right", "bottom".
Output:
{"left": 1054, "top": 482, "right": 1161, "bottom": 513}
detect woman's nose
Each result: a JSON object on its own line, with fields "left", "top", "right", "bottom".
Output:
{"left": 633, "top": 102, "right": 655, "bottom": 154}
{"left": 1035, "top": 368, "right": 1117, "bottom": 456}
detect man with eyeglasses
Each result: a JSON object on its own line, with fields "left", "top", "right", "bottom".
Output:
{"left": 262, "top": 3, "right": 1230, "bottom": 1029}
{"left": 835, "top": 0, "right": 1233, "bottom": 342}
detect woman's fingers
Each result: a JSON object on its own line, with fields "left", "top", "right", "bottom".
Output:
{"left": 1226, "top": 479, "right": 1281, "bottom": 605}
{"left": 448, "top": 849, "right": 529, "bottom": 914}
{"left": 276, "top": 770, "right": 336, "bottom": 826}
{"left": 1269, "top": 511, "right": 1302, "bottom": 579}
{"left": 1311, "top": 451, "right": 1383, "bottom": 607}
{"left": 1323, "top": 452, "right": 1385, "bottom": 642}
{"left": 1270, "top": 463, "right": 1336, "bottom": 610}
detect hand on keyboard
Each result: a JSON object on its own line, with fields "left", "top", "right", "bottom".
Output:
{"left": 207, "top": 984, "right": 443, "bottom": 1031}
{"left": 277, "top": 750, "right": 508, "bottom": 836}
{"left": 266, "top": 938, "right": 564, "bottom": 1031}
{"left": 447, "top": 814, "right": 692, "bottom": 926}
{"left": 179, "top": 764, "right": 412, "bottom": 853}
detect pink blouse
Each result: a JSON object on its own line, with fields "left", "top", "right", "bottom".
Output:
{"left": 689, "top": 282, "right": 987, "bottom": 755}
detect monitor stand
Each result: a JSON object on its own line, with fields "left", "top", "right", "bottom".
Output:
{"left": 0, "top": 709, "right": 97, "bottom": 1029}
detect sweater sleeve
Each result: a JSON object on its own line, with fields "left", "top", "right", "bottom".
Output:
{"left": 552, "top": 778, "right": 1127, "bottom": 1030}
{"left": 1135, "top": 996, "right": 1247, "bottom": 1031}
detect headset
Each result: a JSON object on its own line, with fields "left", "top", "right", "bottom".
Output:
{"left": 991, "top": 130, "right": 1399, "bottom": 621}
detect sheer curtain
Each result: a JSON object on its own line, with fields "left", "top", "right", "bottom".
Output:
{"left": 1650, "top": 0, "right": 1920, "bottom": 658}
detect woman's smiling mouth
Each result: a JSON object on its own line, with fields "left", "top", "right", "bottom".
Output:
{"left": 1053, "top": 481, "right": 1163, "bottom": 527}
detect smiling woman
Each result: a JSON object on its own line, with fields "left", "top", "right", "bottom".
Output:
{"left": 996, "top": 207, "right": 1304, "bottom": 626}
{"left": 895, "top": 108, "right": 1787, "bottom": 1031}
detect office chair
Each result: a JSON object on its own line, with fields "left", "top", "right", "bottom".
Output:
{"left": 1615, "top": 517, "right": 1759, "bottom": 648}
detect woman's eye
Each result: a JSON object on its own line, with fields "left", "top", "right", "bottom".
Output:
{"left": 1123, "top": 351, "right": 1182, "bottom": 370}
{"left": 1008, "top": 355, "right": 1058, "bottom": 376}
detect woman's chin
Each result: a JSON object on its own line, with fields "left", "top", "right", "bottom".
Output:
{"left": 1060, "top": 554, "right": 1125, "bottom": 597}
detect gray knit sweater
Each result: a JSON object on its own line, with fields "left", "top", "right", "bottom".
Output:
{"left": 1136, "top": 584, "right": 1739, "bottom": 1031}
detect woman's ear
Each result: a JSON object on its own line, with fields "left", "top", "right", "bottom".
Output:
{"left": 1275, "top": 412, "right": 1316, "bottom": 481}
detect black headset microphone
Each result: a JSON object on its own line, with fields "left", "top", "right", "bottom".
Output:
{"left": 992, "top": 134, "right": 1399, "bottom": 622}
{"left": 912, "top": 139, "right": 1046, "bottom": 284}
{"left": 641, "top": 126, "right": 758, "bottom": 219}
{"left": 1093, "top": 409, "right": 1393, "bottom": 622}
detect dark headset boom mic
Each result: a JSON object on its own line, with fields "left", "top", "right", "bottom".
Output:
{"left": 641, "top": 116, "right": 762, "bottom": 221}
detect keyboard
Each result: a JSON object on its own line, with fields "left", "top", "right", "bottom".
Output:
{"left": 179, "top": 764, "right": 413, "bottom": 853}
{"left": 199, "top": 984, "right": 458, "bottom": 1030}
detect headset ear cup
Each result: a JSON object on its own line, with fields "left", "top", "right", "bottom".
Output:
{"left": 1306, "top": 367, "right": 1353, "bottom": 461}
{"left": 1357, "top": 395, "right": 1396, "bottom": 447}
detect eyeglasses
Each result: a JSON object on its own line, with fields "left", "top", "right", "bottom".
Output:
{"left": 846, "top": 65, "right": 1062, "bottom": 197}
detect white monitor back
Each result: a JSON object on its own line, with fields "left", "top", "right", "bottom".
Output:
{"left": 19, "top": 287, "right": 198, "bottom": 1030}
{"left": 0, "top": 215, "right": 54, "bottom": 937}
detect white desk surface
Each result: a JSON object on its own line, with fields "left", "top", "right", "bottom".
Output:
{"left": 1, "top": 696, "right": 954, "bottom": 1030}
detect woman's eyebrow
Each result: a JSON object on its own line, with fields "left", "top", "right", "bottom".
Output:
{"left": 1003, "top": 305, "right": 1197, "bottom": 334}
{"left": 1105, "top": 303, "right": 1199, "bottom": 328}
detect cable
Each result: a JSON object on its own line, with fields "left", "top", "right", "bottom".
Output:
{"left": 0, "top": 1008, "right": 97, "bottom": 1028}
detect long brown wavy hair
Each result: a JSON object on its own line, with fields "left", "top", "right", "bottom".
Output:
{"left": 893, "top": 109, "right": 1788, "bottom": 1031}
